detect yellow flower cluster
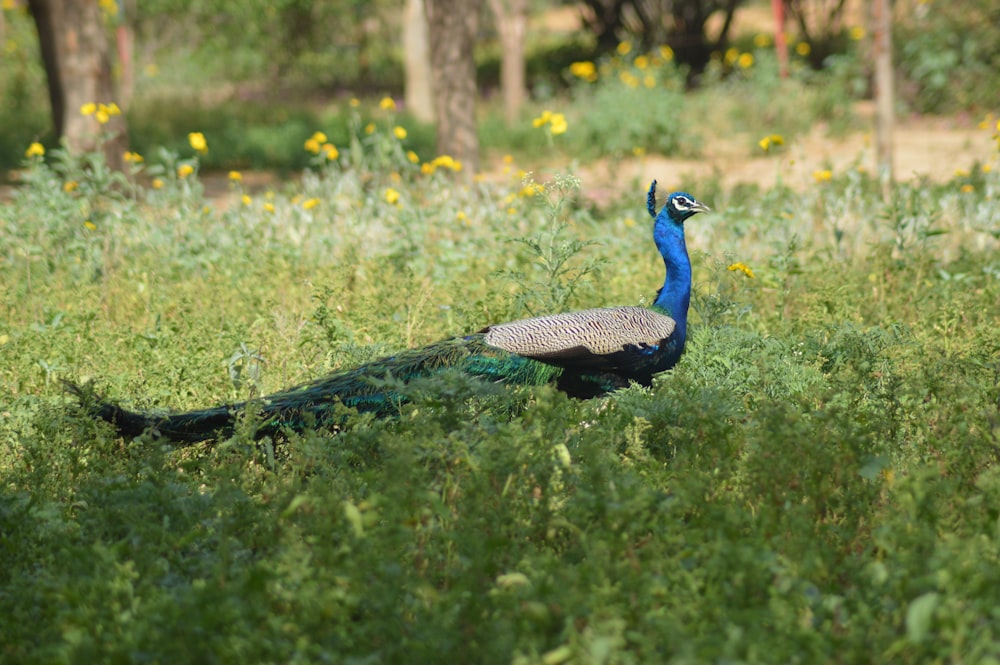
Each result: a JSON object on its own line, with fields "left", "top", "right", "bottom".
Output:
{"left": 123, "top": 151, "right": 143, "bottom": 163}
{"left": 393, "top": 126, "right": 407, "bottom": 140}
{"left": 177, "top": 164, "right": 194, "bottom": 178}
{"left": 384, "top": 188, "right": 400, "bottom": 205}
{"left": 24, "top": 142, "right": 44, "bottom": 158}
{"left": 532, "top": 110, "right": 567, "bottom": 135}
{"left": 813, "top": 169, "right": 833, "bottom": 183}
{"left": 724, "top": 49, "right": 754, "bottom": 69}
{"left": 304, "top": 131, "right": 338, "bottom": 160}
{"left": 379, "top": 96, "right": 396, "bottom": 110}
{"left": 758, "top": 134, "right": 785, "bottom": 152}
{"left": 420, "top": 155, "right": 463, "bottom": 175}
{"left": 81, "top": 102, "right": 121, "bottom": 124}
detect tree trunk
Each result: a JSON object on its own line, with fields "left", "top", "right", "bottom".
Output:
{"left": 424, "top": 0, "right": 481, "bottom": 175}
{"left": 28, "top": 0, "right": 127, "bottom": 170}
{"left": 403, "top": 0, "right": 434, "bottom": 123}
{"left": 489, "top": 0, "right": 528, "bottom": 127}
{"left": 872, "top": 0, "right": 894, "bottom": 191}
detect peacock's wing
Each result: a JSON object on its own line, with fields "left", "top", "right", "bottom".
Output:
{"left": 482, "top": 306, "right": 678, "bottom": 373}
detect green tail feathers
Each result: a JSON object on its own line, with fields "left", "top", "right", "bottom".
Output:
{"left": 69, "top": 334, "right": 563, "bottom": 442}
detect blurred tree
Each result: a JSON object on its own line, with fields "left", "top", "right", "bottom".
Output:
{"left": 488, "top": 0, "right": 528, "bottom": 126}
{"left": 425, "top": 0, "right": 481, "bottom": 175}
{"left": 784, "top": 0, "right": 849, "bottom": 69}
{"left": 27, "top": 0, "right": 127, "bottom": 169}
{"left": 403, "top": 0, "right": 434, "bottom": 122}
{"left": 577, "top": 0, "right": 746, "bottom": 80}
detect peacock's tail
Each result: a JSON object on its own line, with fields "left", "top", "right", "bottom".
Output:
{"left": 68, "top": 334, "right": 562, "bottom": 442}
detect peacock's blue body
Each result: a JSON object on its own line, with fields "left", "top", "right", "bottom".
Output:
{"left": 70, "top": 182, "right": 709, "bottom": 442}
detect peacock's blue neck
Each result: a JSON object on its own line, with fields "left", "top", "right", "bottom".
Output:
{"left": 652, "top": 217, "right": 691, "bottom": 341}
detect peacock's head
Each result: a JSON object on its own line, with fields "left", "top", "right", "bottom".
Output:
{"left": 646, "top": 180, "right": 710, "bottom": 225}
{"left": 663, "top": 191, "right": 711, "bottom": 224}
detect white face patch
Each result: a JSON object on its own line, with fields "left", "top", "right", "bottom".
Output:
{"left": 671, "top": 195, "right": 695, "bottom": 213}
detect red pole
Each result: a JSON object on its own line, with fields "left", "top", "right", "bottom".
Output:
{"left": 771, "top": 0, "right": 788, "bottom": 78}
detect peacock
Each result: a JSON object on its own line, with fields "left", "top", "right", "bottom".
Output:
{"left": 69, "top": 181, "right": 709, "bottom": 442}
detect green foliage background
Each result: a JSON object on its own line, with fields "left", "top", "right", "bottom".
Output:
{"left": 2, "top": 121, "right": 1000, "bottom": 662}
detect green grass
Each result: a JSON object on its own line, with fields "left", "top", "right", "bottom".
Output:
{"left": 2, "top": 131, "right": 1000, "bottom": 663}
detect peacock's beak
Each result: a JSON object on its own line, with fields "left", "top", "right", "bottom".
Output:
{"left": 693, "top": 201, "right": 711, "bottom": 214}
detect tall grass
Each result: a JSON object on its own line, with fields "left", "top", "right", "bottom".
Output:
{"left": 1, "top": 124, "right": 999, "bottom": 663}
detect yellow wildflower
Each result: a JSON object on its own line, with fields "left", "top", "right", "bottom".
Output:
{"left": 151, "top": 178, "right": 164, "bottom": 189}
{"left": 813, "top": 169, "right": 833, "bottom": 183}
{"left": 532, "top": 110, "right": 552, "bottom": 128}
{"left": 323, "top": 143, "right": 339, "bottom": 160}
{"left": 263, "top": 202, "right": 275, "bottom": 213}
{"left": 502, "top": 154, "right": 514, "bottom": 164}
{"left": 406, "top": 150, "right": 419, "bottom": 163}
{"left": 619, "top": 71, "right": 639, "bottom": 88}
{"left": 95, "top": 108, "right": 110, "bottom": 123}
{"left": 63, "top": 181, "right": 78, "bottom": 193}
{"left": 795, "top": 42, "right": 811, "bottom": 56}
{"left": 519, "top": 183, "right": 544, "bottom": 197}
{"left": 569, "top": 61, "right": 597, "bottom": 81}
{"left": 738, "top": 53, "right": 754, "bottom": 69}
{"left": 188, "top": 132, "right": 208, "bottom": 154}
{"left": 393, "top": 126, "right": 407, "bottom": 140}
{"left": 753, "top": 34, "right": 772, "bottom": 48}
{"left": 548, "top": 113, "right": 568, "bottom": 135}
{"left": 960, "top": 184, "right": 974, "bottom": 193}
{"left": 634, "top": 55, "right": 649, "bottom": 70}
{"left": 624, "top": 217, "right": 635, "bottom": 228}
{"left": 431, "top": 155, "right": 461, "bottom": 171}
{"left": 643, "top": 74, "right": 656, "bottom": 88}
{"left": 177, "top": 164, "right": 194, "bottom": 178}
{"left": 954, "top": 168, "right": 970, "bottom": 177}
{"left": 241, "top": 194, "right": 252, "bottom": 205}
{"left": 758, "top": 134, "right": 784, "bottom": 152}
{"left": 849, "top": 26, "right": 865, "bottom": 40}
{"left": 311, "top": 131, "right": 327, "bottom": 144}
{"left": 728, "top": 262, "right": 755, "bottom": 278}
{"left": 364, "top": 123, "right": 375, "bottom": 135}
{"left": 104, "top": 102, "right": 121, "bottom": 116}
{"left": 379, "top": 96, "right": 396, "bottom": 110}
{"left": 304, "top": 137, "right": 321, "bottom": 153}
{"left": 456, "top": 211, "right": 468, "bottom": 223}
{"left": 659, "top": 45, "right": 674, "bottom": 61}
{"left": 632, "top": 147, "right": 646, "bottom": 157}
{"left": 616, "top": 41, "right": 632, "bottom": 56}
{"left": 724, "top": 48, "right": 739, "bottom": 65}
{"left": 983, "top": 164, "right": 992, "bottom": 173}
{"left": 83, "top": 220, "right": 97, "bottom": 231}
{"left": 123, "top": 151, "right": 143, "bottom": 163}
{"left": 303, "top": 197, "right": 320, "bottom": 210}
{"left": 421, "top": 163, "right": 435, "bottom": 175}
{"left": 25, "top": 142, "right": 44, "bottom": 158}
{"left": 384, "top": 188, "right": 400, "bottom": 205}
{"left": 349, "top": 98, "right": 360, "bottom": 107}
{"left": 80, "top": 103, "right": 97, "bottom": 116}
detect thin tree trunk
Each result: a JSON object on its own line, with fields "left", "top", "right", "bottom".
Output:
{"left": 28, "top": 0, "right": 127, "bottom": 169}
{"left": 872, "top": 0, "right": 894, "bottom": 192}
{"left": 489, "top": 0, "right": 528, "bottom": 127}
{"left": 425, "top": 0, "right": 481, "bottom": 175}
{"left": 403, "top": 0, "right": 434, "bottom": 123}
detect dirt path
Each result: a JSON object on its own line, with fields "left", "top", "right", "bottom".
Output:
{"left": 577, "top": 104, "right": 996, "bottom": 201}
